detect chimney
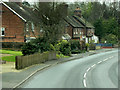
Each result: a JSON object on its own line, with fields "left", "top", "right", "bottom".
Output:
{"left": 9, "top": 0, "right": 22, "bottom": 6}
{"left": 74, "top": 7, "right": 82, "bottom": 17}
{"left": 62, "top": 3, "right": 68, "bottom": 16}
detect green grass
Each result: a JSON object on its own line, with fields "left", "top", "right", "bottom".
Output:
{"left": 0, "top": 49, "right": 22, "bottom": 56}
{"left": 56, "top": 53, "right": 69, "bottom": 59}
{"left": 0, "top": 49, "right": 23, "bottom": 62}
{"left": 2, "top": 56, "right": 16, "bottom": 62}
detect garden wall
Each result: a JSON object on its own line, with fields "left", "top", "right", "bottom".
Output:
{"left": 15, "top": 51, "right": 56, "bottom": 69}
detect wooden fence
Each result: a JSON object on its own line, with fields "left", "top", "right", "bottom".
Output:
{"left": 15, "top": 51, "right": 56, "bottom": 70}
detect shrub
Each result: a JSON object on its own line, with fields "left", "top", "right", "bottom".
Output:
{"left": 85, "top": 43, "right": 89, "bottom": 47}
{"left": 21, "top": 37, "right": 55, "bottom": 56}
{"left": 55, "top": 40, "right": 71, "bottom": 56}
{"left": 69, "top": 40, "right": 81, "bottom": 54}
{"left": 21, "top": 42, "right": 38, "bottom": 56}
{"left": 89, "top": 43, "right": 96, "bottom": 50}
{"left": 69, "top": 40, "right": 81, "bottom": 50}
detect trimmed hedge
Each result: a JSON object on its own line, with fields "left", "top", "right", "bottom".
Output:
{"left": 1, "top": 42, "right": 24, "bottom": 50}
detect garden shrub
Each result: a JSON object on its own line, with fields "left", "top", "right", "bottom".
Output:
{"left": 69, "top": 40, "right": 81, "bottom": 54}
{"left": 55, "top": 40, "right": 71, "bottom": 56}
{"left": 21, "top": 42, "right": 38, "bottom": 56}
{"left": 21, "top": 37, "right": 55, "bottom": 55}
{"left": 89, "top": 43, "right": 96, "bottom": 50}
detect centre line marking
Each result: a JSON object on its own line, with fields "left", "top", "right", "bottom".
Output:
{"left": 87, "top": 67, "right": 91, "bottom": 72}
{"left": 83, "top": 79, "right": 87, "bottom": 87}
{"left": 109, "top": 56, "right": 114, "bottom": 59}
{"left": 84, "top": 73, "right": 87, "bottom": 78}
{"left": 97, "top": 61, "right": 102, "bottom": 64}
{"left": 91, "top": 64, "right": 96, "bottom": 68}
{"left": 103, "top": 58, "right": 109, "bottom": 61}
{"left": 83, "top": 55, "right": 115, "bottom": 88}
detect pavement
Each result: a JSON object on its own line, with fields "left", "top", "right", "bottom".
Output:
{"left": 1, "top": 48, "right": 117, "bottom": 88}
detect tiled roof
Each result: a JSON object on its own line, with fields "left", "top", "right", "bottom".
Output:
{"left": 3, "top": 2, "right": 38, "bottom": 23}
{"left": 65, "top": 14, "right": 94, "bottom": 28}
{"left": 73, "top": 15, "right": 94, "bottom": 28}
{"left": 64, "top": 16, "right": 84, "bottom": 28}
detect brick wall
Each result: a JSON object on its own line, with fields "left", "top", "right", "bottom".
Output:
{"left": 1, "top": 5, "right": 25, "bottom": 42}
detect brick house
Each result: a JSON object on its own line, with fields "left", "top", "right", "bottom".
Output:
{"left": 0, "top": 1, "right": 40, "bottom": 43}
{"left": 64, "top": 7, "right": 98, "bottom": 43}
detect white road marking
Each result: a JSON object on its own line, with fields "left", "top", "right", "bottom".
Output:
{"left": 83, "top": 79, "right": 87, "bottom": 87}
{"left": 86, "top": 67, "right": 91, "bottom": 72}
{"left": 91, "top": 64, "right": 96, "bottom": 68}
{"left": 83, "top": 56, "right": 115, "bottom": 88}
{"left": 84, "top": 73, "right": 87, "bottom": 78}
{"left": 97, "top": 61, "right": 102, "bottom": 64}
{"left": 103, "top": 58, "right": 109, "bottom": 62}
{"left": 109, "top": 56, "right": 114, "bottom": 59}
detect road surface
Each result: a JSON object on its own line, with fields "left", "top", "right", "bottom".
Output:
{"left": 19, "top": 49, "right": 119, "bottom": 88}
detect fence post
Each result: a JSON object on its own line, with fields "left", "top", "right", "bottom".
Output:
{"left": 15, "top": 56, "right": 18, "bottom": 69}
{"left": 15, "top": 56, "right": 22, "bottom": 70}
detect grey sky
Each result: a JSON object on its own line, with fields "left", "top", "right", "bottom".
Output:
{"left": 2, "top": 0, "right": 119, "bottom": 2}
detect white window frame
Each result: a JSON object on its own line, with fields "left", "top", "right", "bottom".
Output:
{"left": 80, "top": 32, "right": 81, "bottom": 34}
{"left": 1, "top": 27, "right": 5, "bottom": 36}
{"left": 76, "top": 29, "right": 78, "bottom": 34}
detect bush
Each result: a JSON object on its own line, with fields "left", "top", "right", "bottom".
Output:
{"left": 71, "top": 49, "right": 81, "bottom": 54}
{"left": 21, "top": 37, "right": 55, "bottom": 56}
{"left": 21, "top": 42, "right": 38, "bottom": 56}
{"left": 69, "top": 40, "right": 81, "bottom": 50}
{"left": 69, "top": 40, "right": 81, "bottom": 54}
{"left": 55, "top": 40, "right": 71, "bottom": 56}
{"left": 89, "top": 43, "right": 96, "bottom": 50}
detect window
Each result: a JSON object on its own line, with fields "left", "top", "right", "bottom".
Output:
{"left": 80, "top": 32, "right": 81, "bottom": 34}
{"left": 76, "top": 29, "right": 78, "bottom": 34}
{"left": 74, "top": 32, "right": 76, "bottom": 35}
{"left": 26, "top": 23, "right": 29, "bottom": 31}
{"left": 1, "top": 27, "right": 5, "bottom": 36}
{"left": 31, "top": 22, "right": 34, "bottom": 32}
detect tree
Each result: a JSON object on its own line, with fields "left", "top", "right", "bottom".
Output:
{"left": 94, "top": 19, "right": 104, "bottom": 40}
{"left": 33, "top": 2, "right": 68, "bottom": 44}
{"left": 101, "top": 34, "right": 118, "bottom": 44}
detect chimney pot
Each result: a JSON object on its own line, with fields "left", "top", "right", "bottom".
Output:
{"left": 74, "top": 7, "right": 82, "bottom": 17}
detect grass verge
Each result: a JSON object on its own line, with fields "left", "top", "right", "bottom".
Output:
{"left": 56, "top": 53, "right": 69, "bottom": 59}
{"left": 0, "top": 49, "right": 23, "bottom": 62}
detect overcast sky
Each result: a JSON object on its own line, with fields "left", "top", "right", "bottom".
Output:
{"left": 2, "top": 0, "right": 119, "bottom": 2}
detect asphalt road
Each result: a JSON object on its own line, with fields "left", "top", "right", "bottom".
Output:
{"left": 19, "top": 49, "right": 119, "bottom": 88}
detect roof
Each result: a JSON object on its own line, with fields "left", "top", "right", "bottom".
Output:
{"left": 73, "top": 15, "right": 95, "bottom": 28}
{"left": 64, "top": 16, "right": 84, "bottom": 28}
{"left": 64, "top": 15, "right": 94, "bottom": 28}
{"left": 2, "top": 2, "right": 38, "bottom": 23}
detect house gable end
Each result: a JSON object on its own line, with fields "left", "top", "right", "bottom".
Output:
{"left": 2, "top": 1, "right": 27, "bottom": 22}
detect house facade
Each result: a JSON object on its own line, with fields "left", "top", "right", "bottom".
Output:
{"left": 64, "top": 7, "right": 99, "bottom": 43}
{"left": 0, "top": 1, "right": 40, "bottom": 43}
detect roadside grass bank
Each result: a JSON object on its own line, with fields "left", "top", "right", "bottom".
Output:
{"left": 0, "top": 49, "right": 23, "bottom": 62}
